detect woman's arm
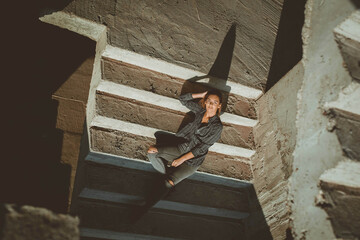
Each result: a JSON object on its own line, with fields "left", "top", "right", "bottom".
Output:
{"left": 171, "top": 152, "right": 195, "bottom": 167}
{"left": 178, "top": 91, "right": 207, "bottom": 113}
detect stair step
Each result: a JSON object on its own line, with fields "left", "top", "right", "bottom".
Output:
{"left": 81, "top": 228, "right": 182, "bottom": 240}
{"left": 324, "top": 82, "right": 360, "bottom": 159}
{"left": 319, "top": 159, "right": 360, "bottom": 194}
{"left": 101, "top": 45, "right": 262, "bottom": 119}
{"left": 79, "top": 188, "right": 249, "bottom": 221}
{"left": 90, "top": 116, "right": 254, "bottom": 180}
{"left": 84, "top": 151, "right": 251, "bottom": 212}
{"left": 77, "top": 198, "right": 246, "bottom": 240}
{"left": 334, "top": 10, "right": 360, "bottom": 82}
{"left": 96, "top": 80, "right": 256, "bottom": 148}
{"left": 318, "top": 159, "right": 360, "bottom": 238}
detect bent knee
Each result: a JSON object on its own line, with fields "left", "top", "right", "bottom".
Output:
{"left": 147, "top": 146, "right": 158, "bottom": 153}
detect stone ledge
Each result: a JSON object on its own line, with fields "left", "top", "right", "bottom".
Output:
{"left": 91, "top": 116, "right": 255, "bottom": 159}
{"left": 40, "top": 11, "right": 106, "bottom": 41}
{"left": 102, "top": 54, "right": 258, "bottom": 119}
{"left": 97, "top": 80, "right": 258, "bottom": 127}
{"left": 90, "top": 116, "right": 254, "bottom": 180}
{"left": 96, "top": 82, "right": 255, "bottom": 149}
{"left": 102, "top": 45, "right": 263, "bottom": 100}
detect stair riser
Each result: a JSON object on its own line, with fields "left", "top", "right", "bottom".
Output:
{"left": 102, "top": 57, "right": 257, "bottom": 119}
{"left": 90, "top": 127, "right": 253, "bottom": 180}
{"left": 96, "top": 93, "right": 255, "bottom": 149}
{"left": 334, "top": 33, "right": 360, "bottom": 82}
{"left": 84, "top": 161, "right": 249, "bottom": 211}
{"left": 334, "top": 114, "right": 360, "bottom": 160}
{"left": 78, "top": 200, "right": 246, "bottom": 240}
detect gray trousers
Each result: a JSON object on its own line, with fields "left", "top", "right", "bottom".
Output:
{"left": 147, "top": 145, "right": 199, "bottom": 186}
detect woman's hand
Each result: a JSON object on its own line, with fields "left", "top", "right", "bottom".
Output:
{"left": 192, "top": 91, "right": 208, "bottom": 99}
{"left": 171, "top": 158, "right": 185, "bottom": 167}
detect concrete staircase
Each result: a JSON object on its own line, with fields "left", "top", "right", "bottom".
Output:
{"left": 74, "top": 44, "right": 264, "bottom": 239}
{"left": 319, "top": 10, "right": 360, "bottom": 239}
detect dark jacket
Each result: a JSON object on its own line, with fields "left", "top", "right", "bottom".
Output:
{"left": 176, "top": 93, "right": 223, "bottom": 166}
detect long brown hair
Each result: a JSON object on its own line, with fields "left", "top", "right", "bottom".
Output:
{"left": 199, "top": 89, "right": 223, "bottom": 116}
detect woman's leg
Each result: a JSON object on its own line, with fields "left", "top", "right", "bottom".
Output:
{"left": 147, "top": 145, "right": 181, "bottom": 174}
{"left": 167, "top": 164, "right": 200, "bottom": 187}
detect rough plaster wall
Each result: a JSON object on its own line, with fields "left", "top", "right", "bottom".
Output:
{"left": 289, "top": 0, "right": 357, "bottom": 239}
{"left": 252, "top": 62, "right": 303, "bottom": 240}
{"left": 63, "top": 0, "right": 284, "bottom": 90}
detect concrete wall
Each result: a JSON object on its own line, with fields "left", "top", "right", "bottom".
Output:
{"left": 252, "top": 62, "right": 304, "bottom": 239}
{"left": 63, "top": 0, "right": 284, "bottom": 90}
{"left": 289, "top": 0, "right": 357, "bottom": 239}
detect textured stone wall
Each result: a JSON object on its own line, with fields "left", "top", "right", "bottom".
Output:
{"left": 63, "top": 0, "right": 284, "bottom": 90}
{"left": 289, "top": 0, "right": 357, "bottom": 239}
{"left": 251, "top": 62, "right": 303, "bottom": 239}
{"left": 0, "top": 204, "right": 79, "bottom": 240}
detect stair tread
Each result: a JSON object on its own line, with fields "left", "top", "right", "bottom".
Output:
{"left": 325, "top": 82, "right": 360, "bottom": 118}
{"left": 320, "top": 159, "right": 360, "bottom": 191}
{"left": 97, "top": 80, "right": 258, "bottom": 127}
{"left": 85, "top": 151, "right": 252, "bottom": 189}
{"left": 334, "top": 10, "right": 360, "bottom": 41}
{"left": 102, "top": 45, "right": 263, "bottom": 100}
{"left": 90, "top": 115, "right": 256, "bottom": 158}
{"left": 81, "top": 227, "right": 182, "bottom": 240}
{"left": 79, "top": 188, "right": 249, "bottom": 220}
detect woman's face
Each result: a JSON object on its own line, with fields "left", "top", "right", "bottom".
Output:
{"left": 205, "top": 94, "right": 221, "bottom": 115}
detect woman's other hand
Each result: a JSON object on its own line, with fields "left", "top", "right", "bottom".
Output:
{"left": 147, "top": 146, "right": 158, "bottom": 153}
{"left": 171, "top": 158, "right": 185, "bottom": 167}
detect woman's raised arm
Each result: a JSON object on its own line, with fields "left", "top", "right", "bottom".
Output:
{"left": 178, "top": 91, "right": 207, "bottom": 113}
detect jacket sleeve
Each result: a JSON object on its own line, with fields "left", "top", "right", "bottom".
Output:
{"left": 190, "top": 124, "right": 223, "bottom": 157}
{"left": 179, "top": 93, "right": 204, "bottom": 113}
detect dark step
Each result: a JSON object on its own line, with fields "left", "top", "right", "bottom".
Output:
{"left": 84, "top": 151, "right": 251, "bottom": 212}
{"left": 81, "top": 228, "right": 182, "bottom": 240}
{"left": 77, "top": 195, "right": 247, "bottom": 240}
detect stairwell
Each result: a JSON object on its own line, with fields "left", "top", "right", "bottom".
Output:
{"left": 76, "top": 43, "right": 265, "bottom": 239}
{"left": 39, "top": 10, "right": 275, "bottom": 240}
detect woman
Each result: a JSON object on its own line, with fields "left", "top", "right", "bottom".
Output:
{"left": 147, "top": 89, "right": 223, "bottom": 188}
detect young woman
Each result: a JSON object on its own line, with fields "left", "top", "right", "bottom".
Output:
{"left": 147, "top": 90, "right": 223, "bottom": 188}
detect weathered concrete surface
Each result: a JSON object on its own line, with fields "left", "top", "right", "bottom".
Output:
{"left": 334, "top": 10, "right": 360, "bottom": 82}
{"left": 1, "top": 204, "right": 79, "bottom": 240}
{"left": 96, "top": 92, "right": 254, "bottom": 149}
{"left": 102, "top": 57, "right": 257, "bottom": 119}
{"left": 250, "top": 62, "right": 304, "bottom": 239}
{"left": 317, "top": 160, "right": 360, "bottom": 239}
{"left": 289, "top": 0, "right": 357, "bottom": 239}
{"left": 90, "top": 127, "right": 253, "bottom": 181}
{"left": 64, "top": 0, "right": 284, "bottom": 90}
